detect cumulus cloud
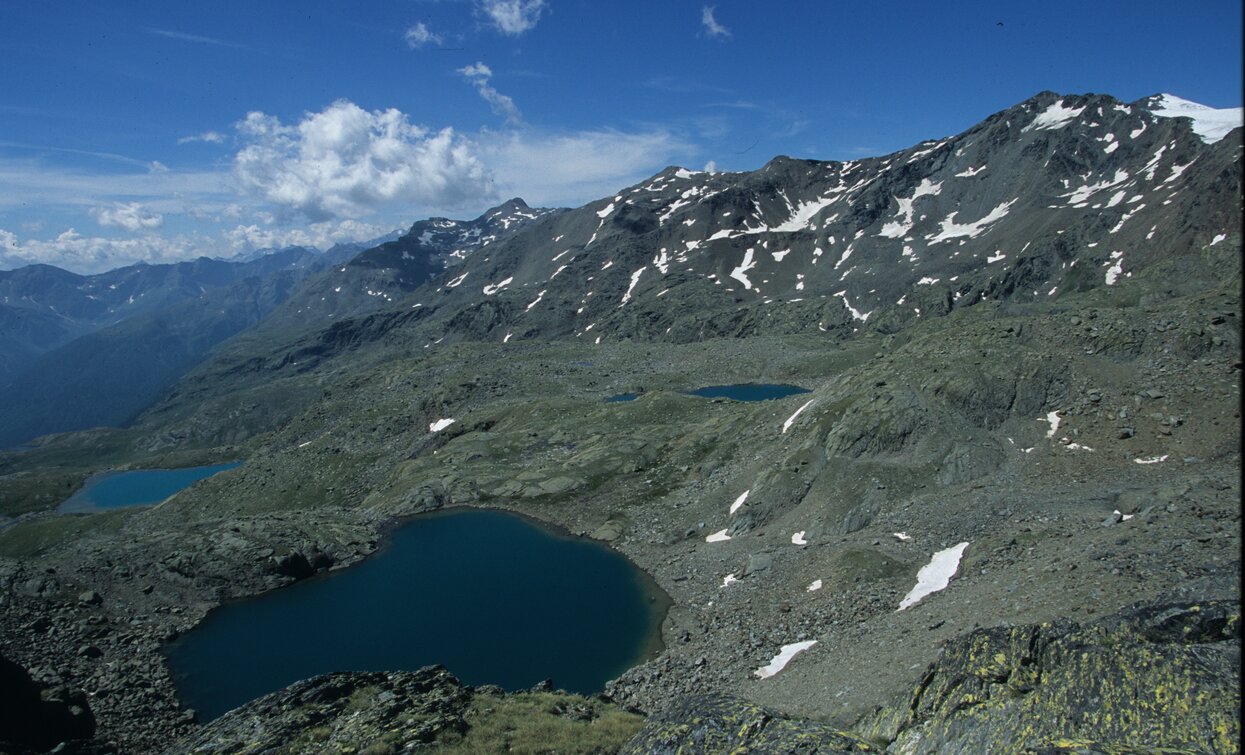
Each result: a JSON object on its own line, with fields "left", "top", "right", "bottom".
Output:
{"left": 701, "top": 6, "right": 730, "bottom": 38}
{"left": 91, "top": 202, "right": 164, "bottom": 232}
{"left": 404, "top": 22, "right": 443, "bottom": 48}
{"left": 233, "top": 100, "right": 494, "bottom": 222}
{"left": 458, "top": 62, "right": 523, "bottom": 125}
{"left": 0, "top": 227, "right": 201, "bottom": 274}
{"left": 178, "top": 131, "right": 226, "bottom": 145}
{"left": 478, "top": 0, "right": 545, "bottom": 36}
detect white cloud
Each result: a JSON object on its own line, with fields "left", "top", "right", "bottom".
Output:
{"left": 703, "top": 159, "right": 718, "bottom": 172}
{"left": 91, "top": 202, "right": 164, "bottom": 232}
{"left": 478, "top": 128, "right": 691, "bottom": 208}
{"left": 0, "top": 227, "right": 201, "bottom": 274}
{"left": 404, "top": 22, "right": 443, "bottom": 48}
{"left": 478, "top": 0, "right": 545, "bottom": 36}
{"left": 701, "top": 6, "right": 730, "bottom": 38}
{"left": 224, "top": 218, "right": 389, "bottom": 253}
{"left": 458, "top": 62, "right": 523, "bottom": 125}
{"left": 460, "top": 62, "right": 492, "bottom": 78}
{"left": 233, "top": 100, "right": 494, "bottom": 222}
{"left": 145, "top": 28, "right": 246, "bottom": 49}
{"left": 178, "top": 131, "right": 226, "bottom": 145}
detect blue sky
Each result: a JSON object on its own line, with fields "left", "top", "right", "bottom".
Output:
{"left": 1, "top": 0, "right": 1241, "bottom": 273}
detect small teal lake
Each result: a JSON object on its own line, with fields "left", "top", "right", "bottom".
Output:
{"left": 164, "top": 508, "right": 667, "bottom": 721}
{"left": 57, "top": 462, "right": 241, "bottom": 513}
{"left": 605, "top": 392, "right": 640, "bottom": 402}
{"left": 687, "top": 383, "right": 810, "bottom": 401}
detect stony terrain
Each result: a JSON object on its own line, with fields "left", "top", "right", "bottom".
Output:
{"left": 0, "top": 91, "right": 1239, "bottom": 753}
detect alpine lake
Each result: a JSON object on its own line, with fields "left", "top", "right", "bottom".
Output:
{"left": 607, "top": 383, "right": 811, "bottom": 403}
{"left": 164, "top": 508, "right": 669, "bottom": 721}
{"left": 57, "top": 462, "right": 242, "bottom": 513}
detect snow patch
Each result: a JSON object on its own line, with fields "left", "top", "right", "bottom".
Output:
{"left": 1150, "top": 94, "right": 1244, "bottom": 144}
{"left": 781, "top": 399, "right": 816, "bottom": 434}
{"left": 429, "top": 418, "right": 455, "bottom": 433}
{"left": 754, "top": 640, "right": 817, "bottom": 679}
{"left": 1025, "top": 100, "right": 1086, "bottom": 131}
{"left": 1134, "top": 455, "right": 1169, "bottom": 465}
{"left": 791, "top": 531, "right": 808, "bottom": 546}
{"left": 482, "top": 277, "right": 513, "bottom": 295}
{"left": 620, "top": 267, "right": 646, "bottom": 305}
{"left": 927, "top": 200, "right": 1015, "bottom": 243}
{"left": 1043, "top": 411, "right": 1062, "bottom": 438}
{"left": 806, "top": 579, "right": 822, "bottom": 592}
{"left": 730, "top": 249, "right": 758, "bottom": 289}
{"left": 834, "top": 291, "right": 870, "bottom": 321}
{"left": 1105, "top": 250, "right": 1124, "bottom": 285}
{"left": 898, "top": 542, "right": 969, "bottom": 610}
{"left": 705, "top": 529, "right": 732, "bottom": 543}
{"left": 729, "top": 490, "right": 749, "bottom": 515}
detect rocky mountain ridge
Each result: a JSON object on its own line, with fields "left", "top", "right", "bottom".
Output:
{"left": 394, "top": 91, "right": 1239, "bottom": 345}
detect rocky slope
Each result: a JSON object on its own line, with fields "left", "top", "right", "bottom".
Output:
{"left": 0, "top": 91, "right": 1239, "bottom": 753}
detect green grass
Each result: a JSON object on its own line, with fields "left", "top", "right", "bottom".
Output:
{"left": 0, "top": 467, "right": 89, "bottom": 518}
{"left": 0, "top": 510, "right": 132, "bottom": 559}
{"left": 431, "top": 690, "right": 644, "bottom": 754}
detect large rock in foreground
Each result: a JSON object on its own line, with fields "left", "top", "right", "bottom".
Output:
{"left": 863, "top": 600, "right": 1240, "bottom": 753}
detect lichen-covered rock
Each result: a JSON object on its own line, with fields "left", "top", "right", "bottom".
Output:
{"left": 864, "top": 601, "right": 1240, "bottom": 754}
{"left": 621, "top": 693, "right": 880, "bottom": 754}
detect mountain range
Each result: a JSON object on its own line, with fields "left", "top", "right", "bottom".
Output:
{"left": 0, "top": 91, "right": 1239, "bottom": 754}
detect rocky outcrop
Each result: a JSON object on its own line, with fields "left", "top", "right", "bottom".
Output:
{"left": 166, "top": 667, "right": 472, "bottom": 754}
{"left": 862, "top": 600, "right": 1241, "bottom": 753}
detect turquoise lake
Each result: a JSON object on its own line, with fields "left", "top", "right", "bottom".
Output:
{"left": 687, "top": 383, "right": 811, "bottom": 401}
{"left": 164, "top": 508, "right": 667, "bottom": 721}
{"left": 57, "top": 462, "right": 241, "bottom": 513}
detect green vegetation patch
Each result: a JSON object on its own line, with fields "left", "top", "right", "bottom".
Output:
{"left": 433, "top": 690, "right": 645, "bottom": 755}
{"left": 0, "top": 510, "right": 132, "bottom": 559}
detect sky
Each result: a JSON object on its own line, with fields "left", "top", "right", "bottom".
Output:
{"left": 1, "top": 0, "right": 1241, "bottom": 274}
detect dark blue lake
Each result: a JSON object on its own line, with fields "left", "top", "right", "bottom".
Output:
{"left": 687, "top": 383, "right": 810, "bottom": 401}
{"left": 605, "top": 392, "right": 641, "bottom": 402}
{"left": 164, "top": 508, "right": 667, "bottom": 721}
{"left": 57, "top": 462, "right": 241, "bottom": 513}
